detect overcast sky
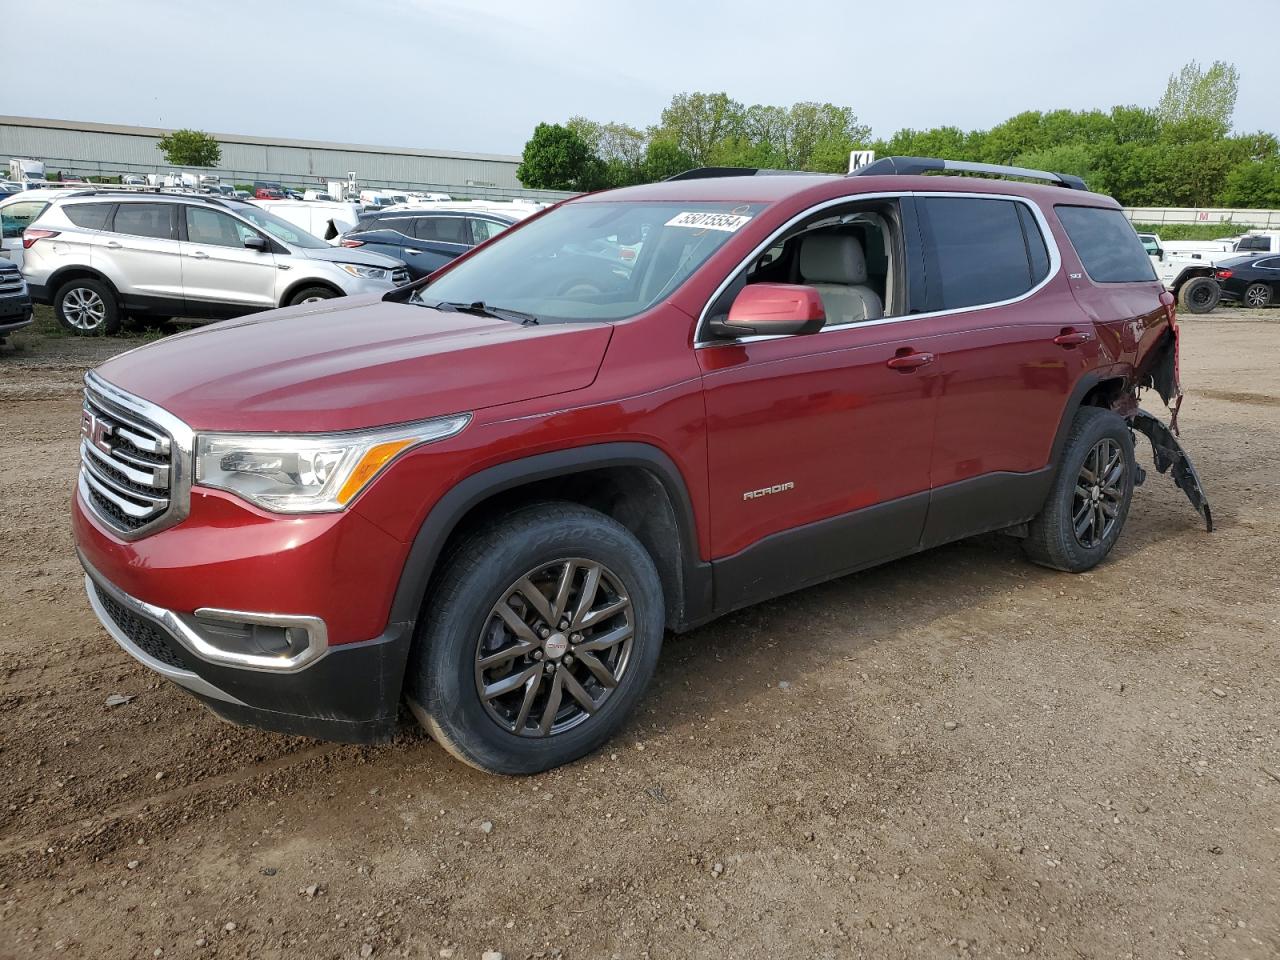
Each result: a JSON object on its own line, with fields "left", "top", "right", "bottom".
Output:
{"left": 12, "top": 0, "right": 1276, "bottom": 155}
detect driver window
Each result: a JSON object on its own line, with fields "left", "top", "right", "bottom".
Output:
{"left": 706, "top": 200, "right": 905, "bottom": 331}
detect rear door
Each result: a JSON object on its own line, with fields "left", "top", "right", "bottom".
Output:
{"left": 911, "top": 194, "right": 1098, "bottom": 546}
{"left": 401, "top": 215, "right": 470, "bottom": 277}
{"left": 179, "top": 205, "right": 278, "bottom": 316}
{"left": 96, "top": 203, "right": 185, "bottom": 310}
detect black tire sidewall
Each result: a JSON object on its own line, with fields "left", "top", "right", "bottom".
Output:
{"left": 408, "top": 504, "right": 664, "bottom": 775}
{"left": 54, "top": 279, "right": 120, "bottom": 335}
{"left": 1179, "top": 277, "right": 1219, "bottom": 314}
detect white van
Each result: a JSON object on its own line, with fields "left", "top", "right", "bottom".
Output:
{"left": 249, "top": 199, "right": 363, "bottom": 243}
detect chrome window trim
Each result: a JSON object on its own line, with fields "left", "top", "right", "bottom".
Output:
{"left": 693, "top": 190, "right": 1063, "bottom": 348}
{"left": 82, "top": 369, "right": 193, "bottom": 541}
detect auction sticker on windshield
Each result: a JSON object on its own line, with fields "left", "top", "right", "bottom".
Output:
{"left": 665, "top": 211, "right": 752, "bottom": 232}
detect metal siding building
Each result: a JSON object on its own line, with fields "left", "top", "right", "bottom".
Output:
{"left": 0, "top": 115, "right": 571, "bottom": 201}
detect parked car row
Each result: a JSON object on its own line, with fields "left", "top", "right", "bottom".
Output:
{"left": 12, "top": 191, "right": 411, "bottom": 334}
{"left": 1140, "top": 229, "right": 1280, "bottom": 313}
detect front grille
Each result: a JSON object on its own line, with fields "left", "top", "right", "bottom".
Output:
{"left": 80, "top": 385, "right": 174, "bottom": 535}
{"left": 391, "top": 267, "right": 410, "bottom": 285}
{"left": 94, "top": 585, "right": 187, "bottom": 669}
{"left": 0, "top": 273, "right": 23, "bottom": 295}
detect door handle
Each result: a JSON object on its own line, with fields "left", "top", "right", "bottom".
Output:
{"left": 188, "top": 251, "right": 209, "bottom": 259}
{"left": 404, "top": 249, "right": 421, "bottom": 255}
{"left": 886, "top": 350, "right": 935, "bottom": 371}
{"left": 1052, "top": 330, "right": 1094, "bottom": 347}
{"left": 105, "top": 241, "right": 122, "bottom": 249}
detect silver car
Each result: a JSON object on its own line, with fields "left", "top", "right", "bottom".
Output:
{"left": 22, "top": 192, "right": 410, "bottom": 334}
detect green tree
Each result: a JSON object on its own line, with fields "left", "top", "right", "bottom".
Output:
{"left": 1157, "top": 59, "right": 1238, "bottom": 134}
{"left": 156, "top": 129, "right": 221, "bottom": 167}
{"left": 516, "top": 123, "right": 598, "bottom": 191}
{"left": 657, "top": 92, "right": 745, "bottom": 165}
{"left": 567, "top": 116, "right": 647, "bottom": 188}
{"left": 642, "top": 136, "right": 695, "bottom": 181}
{"left": 1221, "top": 159, "right": 1280, "bottom": 208}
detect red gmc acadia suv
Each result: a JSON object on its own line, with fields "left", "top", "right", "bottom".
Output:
{"left": 73, "top": 157, "right": 1213, "bottom": 775}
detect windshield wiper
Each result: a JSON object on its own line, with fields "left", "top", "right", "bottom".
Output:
{"left": 432, "top": 300, "right": 539, "bottom": 325}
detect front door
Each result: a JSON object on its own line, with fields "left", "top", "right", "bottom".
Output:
{"left": 697, "top": 200, "right": 938, "bottom": 612}
{"left": 179, "top": 205, "right": 278, "bottom": 316}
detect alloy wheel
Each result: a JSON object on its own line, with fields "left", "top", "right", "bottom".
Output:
{"left": 63, "top": 287, "right": 107, "bottom": 331}
{"left": 475, "top": 558, "right": 633, "bottom": 737}
{"left": 1245, "top": 283, "right": 1271, "bottom": 308}
{"left": 1072, "top": 438, "right": 1125, "bottom": 549}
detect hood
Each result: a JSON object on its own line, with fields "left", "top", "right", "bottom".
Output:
{"left": 95, "top": 297, "right": 614, "bottom": 433}
{"left": 297, "top": 245, "right": 404, "bottom": 269}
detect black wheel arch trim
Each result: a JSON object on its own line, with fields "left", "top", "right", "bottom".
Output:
{"left": 46, "top": 265, "right": 121, "bottom": 302}
{"left": 386, "top": 442, "right": 714, "bottom": 636}
{"left": 280, "top": 277, "right": 345, "bottom": 306}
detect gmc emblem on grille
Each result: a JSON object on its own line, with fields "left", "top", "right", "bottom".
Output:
{"left": 81, "top": 410, "right": 114, "bottom": 455}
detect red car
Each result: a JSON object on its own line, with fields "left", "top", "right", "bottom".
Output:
{"left": 73, "top": 157, "right": 1212, "bottom": 774}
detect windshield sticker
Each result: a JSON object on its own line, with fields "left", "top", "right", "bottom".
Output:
{"left": 665, "top": 211, "right": 752, "bottom": 233}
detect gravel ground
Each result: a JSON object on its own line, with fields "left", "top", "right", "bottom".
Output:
{"left": 0, "top": 304, "right": 1277, "bottom": 960}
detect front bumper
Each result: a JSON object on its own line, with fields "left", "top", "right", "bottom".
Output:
{"left": 81, "top": 557, "right": 411, "bottom": 743}
{"left": 0, "top": 292, "right": 32, "bottom": 335}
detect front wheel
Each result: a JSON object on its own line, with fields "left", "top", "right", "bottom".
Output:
{"left": 1023, "top": 407, "right": 1136, "bottom": 572}
{"left": 406, "top": 503, "right": 665, "bottom": 775}
{"left": 287, "top": 286, "right": 338, "bottom": 306}
{"left": 1244, "top": 282, "right": 1272, "bottom": 309}
{"left": 1177, "top": 276, "right": 1220, "bottom": 314}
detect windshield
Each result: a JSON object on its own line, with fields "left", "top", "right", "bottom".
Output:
{"left": 233, "top": 206, "right": 330, "bottom": 248}
{"left": 420, "top": 201, "right": 765, "bottom": 321}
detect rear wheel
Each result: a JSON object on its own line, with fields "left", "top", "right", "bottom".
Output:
{"left": 1244, "top": 282, "right": 1272, "bottom": 309}
{"left": 54, "top": 278, "right": 120, "bottom": 335}
{"left": 1177, "top": 276, "right": 1220, "bottom": 314}
{"left": 287, "top": 286, "right": 338, "bottom": 306}
{"left": 406, "top": 503, "right": 664, "bottom": 775}
{"left": 1023, "top": 406, "right": 1135, "bottom": 573}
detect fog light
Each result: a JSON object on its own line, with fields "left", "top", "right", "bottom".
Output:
{"left": 174, "top": 608, "right": 328, "bottom": 671}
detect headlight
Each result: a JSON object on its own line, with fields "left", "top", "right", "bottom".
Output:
{"left": 338, "top": 263, "right": 390, "bottom": 281}
{"left": 194, "top": 415, "right": 470, "bottom": 513}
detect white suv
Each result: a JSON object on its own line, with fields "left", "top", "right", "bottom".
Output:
{"left": 22, "top": 192, "right": 410, "bottom": 334}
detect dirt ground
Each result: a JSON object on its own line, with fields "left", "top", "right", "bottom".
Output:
{"left": 1, "top": 305, "right": 1277, "bottom": 960}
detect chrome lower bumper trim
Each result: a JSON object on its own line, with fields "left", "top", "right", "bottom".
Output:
{"left": 83, "top": 573, "right": 245, "bottom": 706}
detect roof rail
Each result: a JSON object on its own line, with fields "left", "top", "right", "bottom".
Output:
{"left": 665, "top": 166, "right": 832, "bottom": 181}
{"left": 850, "top": 156, "right": 1088, "bottom": 191}
{"left": 68, "top": 188, "right": 233, "bottom": 206}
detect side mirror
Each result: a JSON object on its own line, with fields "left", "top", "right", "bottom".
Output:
{"left": 710, "top": 283, "right": 826, "bottom": 338}
{"left": 243, "top": 235, "right": 268, "bottom": 252}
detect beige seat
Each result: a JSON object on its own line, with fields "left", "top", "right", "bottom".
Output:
{"left": 798, "top": 234, "right": 883, "bottom": 324}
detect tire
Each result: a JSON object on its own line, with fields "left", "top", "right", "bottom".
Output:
{"left": 406, "top": 502, "right": 664, "bottom": 775}
{"left": 1244, "top": 282, "right": 1272, "bottom": 309}
{"left": 287, "top": 286, "right": 339, "bottom": 306}
{"left": 1177, "top": 276, "right": 1220, "bottom": 314}
{"left": 1023, "top": 406, "right": 1136, "bottom": 573}
{"left": 54, "top": 278, "right": 120, "bottom": 335}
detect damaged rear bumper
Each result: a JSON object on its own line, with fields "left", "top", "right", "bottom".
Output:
{"left": 1129, "top": 409, "right": 1213, "bottom": 532}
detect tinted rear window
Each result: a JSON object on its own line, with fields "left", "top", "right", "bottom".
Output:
{"left": 112, "top": 203, "right": 174, "bottom": 240}
{"left": 415, "top": 216, "right": 468, "bottom": 243}
{"left": 916, "top": 197, "right": 1044, "bottom": 310}
{"left": 1055, "top": 206, "right": 1156, "bottom": 283}
{"left": 63, "top": 202, "right": 113, "bottom": 230}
